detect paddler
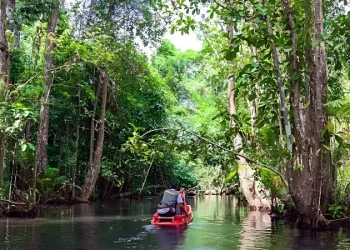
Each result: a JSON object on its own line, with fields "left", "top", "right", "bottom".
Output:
{"left": 157, "top": 181, "right": 188, "bottom": 217}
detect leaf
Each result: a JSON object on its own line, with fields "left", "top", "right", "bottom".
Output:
{"left": 334, "top": 43, "right": 344, "bottom": 51}
{"left": 23, "top": 111, "right": 30, "bottom": 117}
{"left": 225, "top": 170, "right": 237, "bottom": 182}
{"left": 212, "top": 113, "right": 221, "bottom": 120}
{"left": 13, "top": 119, "right": 21, "bottom": 128}
{"left": 54, "top": 176, "right": 67, "bottom": 185}
{"left": 223, "top": 47, "right": 238, "bottom": 61}
{"left": 239, "top": 63, "right": 253, "bottom": 77}
{"left": 28, "top": 143, "right": 35, "bottom": 150}
{"left": 335, "top": 134, "right": 344, "bottom": 145}
{"left": 158, "top": 152, "right": 164, "bottom": 159}
{"left": 327, "top": 120, "right": 335, "bottom": 134}
{"left": 45, "top": 168, "right": 59, "bottom": 179}
{"left": 21, "top": 144, "right": 27, "bottom": 152}
{"left": 256, "top": 39, "right": 265, "bottom": 48}
{"left": 248, "top": 92, "right": 257, "bottom": 101}
{"left": 210, "top": 11, "right": 214, "bottom": 19}
{"left": 230, "top": 114, "right": 240, "bottom": 124}
{"left": 251, "top": 62, "right": 259, "bottom": 68}
{"left": 292, "top": 73, "right": 300, "bottom": 80}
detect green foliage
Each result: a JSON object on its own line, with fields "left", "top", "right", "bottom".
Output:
{"left": 36, "top": 167, "right": 67, "bottom": 198}
{"left": 328, "top": 203, "right": 346, "bottom": 219}
{"left": 0, "top": 180, "right": 11, "bottom": 200}
{"left": 168, "top": 161, "right": 198, "bottom": 188}
{"left": 3, "top": 0, "right": 350, "bottom": 209}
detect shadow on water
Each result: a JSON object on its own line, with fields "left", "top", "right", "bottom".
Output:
{"left": 1, "top": 196, "right": 350, "bottom": 249}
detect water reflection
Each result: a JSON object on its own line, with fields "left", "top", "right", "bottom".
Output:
{"left": 1, "top": 196, "right": 350, "bottom": 249}
{"left": 239, "top": 211, "right": 270, "bottom": 249}
{"left": 28, "top": 223, "right": 41, "bottom": 250}
{"left": 80, "top": 204, "right": 99, "bottom": 250}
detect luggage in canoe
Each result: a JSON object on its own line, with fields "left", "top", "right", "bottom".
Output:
{"left": 151, "top": 205, "right": 193, "bottom": 226}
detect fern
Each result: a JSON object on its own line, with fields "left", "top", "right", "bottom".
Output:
{"left": 326, "top": 98, "right": 350, "bottom": 116}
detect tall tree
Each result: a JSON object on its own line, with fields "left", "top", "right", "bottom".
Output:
{"left": 264, "top": 0, "right": 292, "bottom": 153}
{"left": 0, "top": 0, "right": 9, "bottom": 187}
{"left": 285, "top": 0, "right": 332, "bottom": 225}
{"left": 227, "top": 25, "right": 270, "bottom": 211}
{"left": 80, "top": 71, "right": 108, "bottom": 200}
{"left": 33, "top": 0, "right": 60, "bottom": 203}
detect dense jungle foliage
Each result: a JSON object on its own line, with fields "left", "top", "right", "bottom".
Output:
{"left": 0, "top": 0, "right": 350, "bottom": 228}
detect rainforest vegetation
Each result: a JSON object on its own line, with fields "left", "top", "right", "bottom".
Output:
{"left": 0, "top": 0, "right": 350, "bottom": 228}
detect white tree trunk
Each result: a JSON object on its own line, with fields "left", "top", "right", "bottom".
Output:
{"left": 227, "top": 73, "right": 270, "bottom": 211}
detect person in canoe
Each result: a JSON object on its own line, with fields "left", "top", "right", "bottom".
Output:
{"left": 176, "top": 186, "right": 187, "bottom": 215}
{"left": 157, "top": 182, "right": 188, "bottom": 217}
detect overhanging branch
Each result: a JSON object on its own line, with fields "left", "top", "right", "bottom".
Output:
{"left": 141, "top": 127, "right": 288, "bottom": 187}
{"left": 214, "top": 0, "right": 228, "bottom": 9}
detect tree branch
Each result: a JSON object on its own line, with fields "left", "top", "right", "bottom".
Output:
{"left": 214, "top": 0, "right": 228, "bottom": 9}
{"left": 139, "top": 157, "right": 155, "bottom": 195}
{"left": 0, "top": 199, "right": 31, "bottom": 206}
{"left": 141, "top": 127, "right": 288, "bottom": 187}
{"left": 17, "top": 62, "right": 74, "bottom": 90}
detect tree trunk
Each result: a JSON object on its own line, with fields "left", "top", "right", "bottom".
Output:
{"left": 227, "top": 25, "right": 271, "bottom": 211}
{"left": 0, "top": 0, "right": 8, "bottom": 83}
{"left": 80, "top": 71, "right": 108, "bottom": 200}
{"left": 248, "top": 47, "right": 259, "bottom": 136}
{"left": 312, "top": 0, "right": 332, "bottom": 214}
{"left": 72, "top": 86, "right": 81, "bottom": 199}
{"left": 34, "top": 0, "right": 59, "bottom": 176}
{"left": 33, "top": 0, "right": 59, "bottom": 204}
{"left": 0, "top": 0, "right": 9, "bottom": 188}
{"left": 25, "top": 120, "right": 31, "bottom": 142}
{"left": 264, "top": 0, "right": 292, "bottom": 153}
{"left": 7, "top": 0, "right": 19, "bottom": 47}
{"left": 87, "top": 72, "right": 100, "bottom": 177}
{"left": 228, "top": 75, "right": 270, "bottom": 211}
{"left": 0, "top": 132, "right": 4, "bottom": 187}
{"left": 281, "top": 0, "right": 332, "bottom": 226}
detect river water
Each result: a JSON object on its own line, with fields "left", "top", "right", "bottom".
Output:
{"left": 1, "top": 195, "right": 350, "bottom": 249}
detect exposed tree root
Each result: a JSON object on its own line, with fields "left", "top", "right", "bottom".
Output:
{"left": 0, "top": 200, "right": 36, "bottom": 218}
{"left": 0, "top": 199, "right": 30, "bottom": 206}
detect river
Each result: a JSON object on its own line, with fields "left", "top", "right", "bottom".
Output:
{"left": 1, "top": 195, "right": 350, "bottom": 249}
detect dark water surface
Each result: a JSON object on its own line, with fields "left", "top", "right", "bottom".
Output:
{"left": 1, "top": 196, "right": 350, "bottom": 249}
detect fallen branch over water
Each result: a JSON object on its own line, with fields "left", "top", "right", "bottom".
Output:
{"left": 141, "top": 127, "right": 288, "bottom": 187}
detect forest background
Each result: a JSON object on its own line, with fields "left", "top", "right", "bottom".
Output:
{"left": 0, "top": 0, "right": 350, "bottom": 228}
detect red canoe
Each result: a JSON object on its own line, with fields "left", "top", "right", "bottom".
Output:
{"left": 151, "top": 205, "right": 193, "bottom": 226}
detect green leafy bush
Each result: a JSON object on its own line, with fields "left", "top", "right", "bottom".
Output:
{"left": 328, "top": 203, "right": 346, "bottom": 219}
{"left": 36, "top": 167, "right": 67, "bottom": 199}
